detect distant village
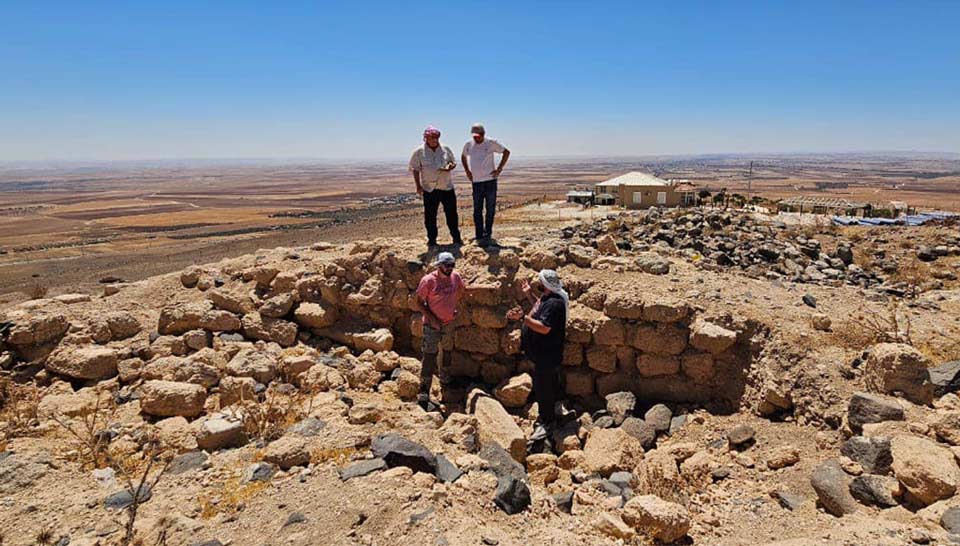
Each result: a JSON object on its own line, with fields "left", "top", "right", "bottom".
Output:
{"left": 566, "top": 171, "right": 955, "bottom": 226}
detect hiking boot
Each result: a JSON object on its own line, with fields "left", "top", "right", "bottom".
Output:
{"left": 418, "top": 394, "right": 438, "bottom": 413}
{"left": 529, "top": 422, "right": 551, "bottom": 442}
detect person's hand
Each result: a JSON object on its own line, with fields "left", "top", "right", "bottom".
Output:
{"left": 465, "top": 170, "right": 474, "bottom": 182}
{"left": 520, "top": 279, "right": 532, "bottom": 298}
{"left": 491, "top": 167, "right": 502, "bottom": 178}
{"left": 443, "top": 162, "right": 456, "bottom": 171}
{"left": 506, "top": 306, "right": 523, "bottom": 321}
{"left": 417, "top": 186, "right": 424, "bottom": 197}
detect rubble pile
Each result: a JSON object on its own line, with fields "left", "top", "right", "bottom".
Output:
{"left": 563, "top": 208, "right": 960, "bottom": 294}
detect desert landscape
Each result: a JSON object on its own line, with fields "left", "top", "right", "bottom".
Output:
{"left": 2, "top": 153, "right": 959, "bottom": 300}
{"left": 2, "top": 163, "right": 960, "bottom": 544}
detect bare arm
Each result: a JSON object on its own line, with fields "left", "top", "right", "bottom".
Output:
{"left": 496, "top": 148, "right": 511, "bottom": 172}
{"left": 522, "top": 313, "right": 551, "bottom": 335}
{"left": 412, "top": 170, "right": 423, "bottom": 196}
{"left": 416, "top": 297, "right": 442, "bottom": 327}
{"left": 461, "top": 153, "right": 473, "bottom": 182}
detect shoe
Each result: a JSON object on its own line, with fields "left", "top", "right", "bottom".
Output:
{"left": 529, "top": 422, "right": 550, "bottom": 442}
{"left": 418, "top": 394, "right": 438, "bottom": 412}
{"left": 452, "top": 238, "right": 464, "bottom": 246}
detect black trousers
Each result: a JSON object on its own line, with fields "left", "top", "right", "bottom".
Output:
{"left": 531, "top": 353, "right": 561, "bottom": 424}
{"left": 423, "top": 188, "right": 462, "bottom": 244}
{"left": 471, "top": 179, "right": 498, "bottom": 240}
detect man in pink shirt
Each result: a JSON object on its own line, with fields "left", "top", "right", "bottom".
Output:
{"left": 415, "top": 252, "right": 465, "bottom": 411}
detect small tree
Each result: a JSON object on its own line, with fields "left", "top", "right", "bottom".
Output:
{"left": 697, "top": 189, "right": 711, "bottom": 208}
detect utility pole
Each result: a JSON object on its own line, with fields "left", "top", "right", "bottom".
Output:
{"left": 747, "top": 161, "right": 754, "bottom": 193}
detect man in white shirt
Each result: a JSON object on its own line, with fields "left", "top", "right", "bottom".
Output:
{"left": 461, "top": 123, "right": 510, "bottom": 246}
{"left": 409, "top": 126, "right": 463, "bottom": 248}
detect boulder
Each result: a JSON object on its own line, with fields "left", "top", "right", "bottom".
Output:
{"left": 810, "top": 459, "right": 859, "bottom": 516}
{"left": 225, "top": 348, "right": 277, "bottom": 384}
{"left": 863, "top": 343, "right": 934, "bottom": 405}
{"left": 207, "top": 286, "right": 256, "bottom": 315}
{"left": 259, "top": 293, "right": 295, "bottom": 318}
{"left": 931, "top": 411, "right": 960, "bottom": 446}
{"left": 45, "top": 345, "right": 118, "bottom": 380}
{"left": 494, "top": 476, "right": 531, "bottom": 514}
{"left": 585, "top": 346, "right": 617, "bottom": 373}
{"left": 847, "top": 392, "right": 904, "bottom": 433}
{"left": 849, "top": 475, "right": 900, "bottom": 507}
{"left": 241, "top": 314, "right": 298, "bottom": 347}
{"left": 689, "top": 320, "right": 737, "bottom": 355}
{"left": 605, "top": 391, "right": 636, "bottom": 426}
{"left": 582, "top": 427, "right": 644, "bottom": 476}
{"left": 621, "top": 417, "right": 657, "bottom": 449}
{"left": 6, "top": 312, "right": 69, "bottom": 346}
{"left": 632, "top": 324, "right": 688, "bottom": 356}
{"left": 158, "top": 302, "right": 208, "bottom": 335}
{"left": 339, "top": 458, "right": 387, "bottom": 481}
{"left": 139, "top": 380, "right": 207, "bottom": 418}
{"left": 196, "top": 415, "right": 247, "bottom": 450}
{"left": 681, "top": 352, "right": 714, "bottom": 382}
{"left": 930, "top": 360, "right": 960, "bottom": 397}
{"left": 603, "top": 293, "right": 644, "bottom": 320}
{"left": 566, "top": 245, "right": 597, "bottom": 267}
{"left": 594, "top": 513, "right": 634, "bottom": 539}
{"left": 454, "top": 327, "right": 500, "bottom": 355}
{"left": 219, "top": 376, "right": 258, "bottom": 406}
{"left": 494, "top": 373, "right": 532, "bottom": 408}
{"left": 101, "top": 311, "right": 141, "bottom": 340}
{"left": 293, "top": 302, "right": 338, "bottom": 329}
{"left": 727, "top": 424, "right": 756, "bottom": 447}
{"left": 349, "top": 328, "right": 394, "bottom": 352}
{"left": 471, "top": 394, "right": 526, "bottom": 463}
{"left": 891, "top": 434, "right": 960, "bottom": 506}
{"left": 621, "top": 495, "right": 691, "bottom": 543}
{"left": 645, "top": 404, "right": 673, "bottom": 433}
{"left": 636, "top": 354, "right": 680, "bottom": 377}
{"left": 642, "top": 300, "right": 690, "bottom": 324}
{"left": 767, "top": 446, "right": 800, "bottom": 470}
{"left": 180, "top": 266, "right": 202, "bottom": 288}
{"left": 199, "top": 310, "right": 242, "bottom": 332}
{"left": 263, "top": 436, "right": 311, "bottom": 470}
{"left": 840, "top": 436, "right": 892, "bottom": 475}
{"left": 371, "top": 434, "right": 437, "bottom": 474}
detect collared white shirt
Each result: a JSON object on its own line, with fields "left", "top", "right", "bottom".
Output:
{"left": 462, "top": 138, "right": 506, "bottom": 183}
{"left": 409, "top": 144, "right": 456, "bottom": 192}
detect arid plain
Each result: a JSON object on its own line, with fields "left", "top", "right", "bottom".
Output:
{"left": 1, "top": 153, "right": 958, "bottom": 299}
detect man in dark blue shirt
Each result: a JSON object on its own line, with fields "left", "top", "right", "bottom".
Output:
{"left": 508, "top": 270, "right": 568, "bottom": 442}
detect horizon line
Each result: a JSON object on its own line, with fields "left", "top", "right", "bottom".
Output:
{"left": 1, "top": 149, "right": 958, "bottom": 166}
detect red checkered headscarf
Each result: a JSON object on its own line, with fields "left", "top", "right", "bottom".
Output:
{"left": 423, "top": 125, "right": 441, "bottom": 142}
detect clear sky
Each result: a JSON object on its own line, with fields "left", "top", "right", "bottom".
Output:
{"left": 1, "top": 1, "right": 958, "bottom": 161}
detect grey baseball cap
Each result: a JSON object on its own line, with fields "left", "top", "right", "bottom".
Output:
{"left": 434, "top": 252, "right": 456, "bottom": 266}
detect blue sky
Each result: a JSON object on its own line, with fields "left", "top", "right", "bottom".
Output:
{"left": 1, "top": 1, "right": 958, "bottom": 161}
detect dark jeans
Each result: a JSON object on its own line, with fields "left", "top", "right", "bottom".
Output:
{"left": 472, "top": 179, "right": 498, "bottom": 240}
{"left": 531, "top": 353, "right": 561, "bottom": 424}
{"left": 423, "top": 188, "right": 462, "bottom": 244}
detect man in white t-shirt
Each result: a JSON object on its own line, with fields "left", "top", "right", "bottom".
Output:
{"left": 461, "top": 123, "right": 510, "bottom": 246}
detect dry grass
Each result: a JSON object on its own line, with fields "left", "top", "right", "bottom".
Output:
{"left": 229, "top": 387, "right": 313, "bottom": 443}
{"left": 895, "top": 257, "right": 933, "bottom": 298}
{"left": 51, "top": 392, "right": 118, "bottom": 469}
{"left": 0, "top": 378, "right": 42, "bottom": 438}
{"left": 831, "top": 304, "right": 914, "bottom": 350}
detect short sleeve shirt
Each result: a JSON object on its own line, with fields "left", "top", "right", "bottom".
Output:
{"left": 415, "top": 270, "right": 465, "bottom": 324}
{"left": 520, "top": 292, "right": 566, "bottom": 360}
{"left": 409, "top": 144, "right": 456, "bottom": 192}
{"left": 462, "top": 138, "right": 506, "bottom": 183}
